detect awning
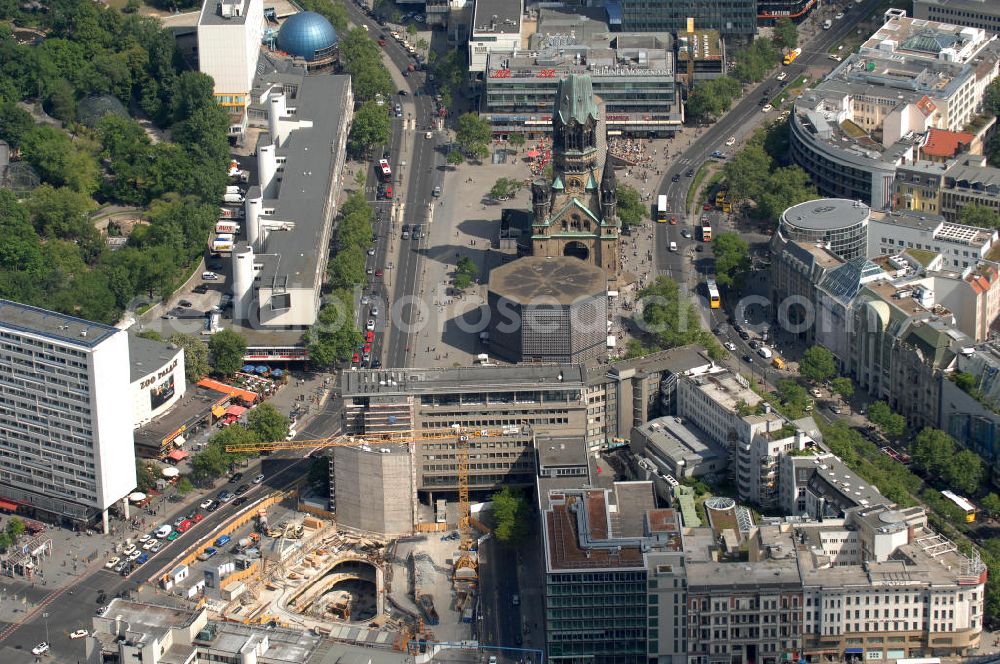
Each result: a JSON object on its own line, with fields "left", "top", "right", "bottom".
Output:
{"left": 197, "top": 378, "right": 258, "bottom": 403}
{"left": 173, "top": 435, "right": 186, "bottom": 447}
{"left": 167, "top": 449, "right": 190, "bottom": 462}
{"left": 161, "top": 467, "right": 180, "bottom": 478}
{"left": 225, "top": 404, "right": 247, "bottom": 417}
{"left": 844, "top": 649, "right": 864, "bottom": 654}
{"left": 212, "top": 405, "right": 226, "bottom": 418}
{"left": 0, "top": 499, "right": 18, "bottom": 511}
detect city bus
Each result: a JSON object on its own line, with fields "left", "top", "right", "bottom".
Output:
{"left": 378, "top": 159, "right": 392, "bottom": 181}
{"left": 783, "top": 48, "right": 801, "bottom": 65}
{"left": 701, "top": 224, "right": 713, "bottom": 242}
{"left": 656, "top": 194, "right": 668, "bottom": 223}
{"left": 941, "top": 490, "right": 976, "bottom": 522}
{"left": 707, "top": 279, "right": 720, "bottom": 309}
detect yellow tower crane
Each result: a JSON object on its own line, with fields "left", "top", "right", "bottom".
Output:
{"left": 225, "top": 425, "right": 518, "bottom": 578}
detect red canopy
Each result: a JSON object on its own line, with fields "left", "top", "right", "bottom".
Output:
{"left": 167, "top": 449, "right": 189, "bottom": 461}
{"left": 225, "top": 404, "right": 248, "bottom": 417}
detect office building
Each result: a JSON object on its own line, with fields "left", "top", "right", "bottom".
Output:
{"left": 790, "top": 9, "right": 1000, "bottom": 209}
{"left": 675, "top": 30, "right": 726, "bottom": 88}
{"left": 683, "top": 525, "right": 804, "bottom": 664}
{"left": 942, "top": 341, "right": 1000, "bottom": 471}
{"left": 128, "top": 334, "right": 186, "bottom": 430}
{"left": 849, "top": 281, "right": 966, "bottom": 429}
{"left": 197, "top": 0, "right": 266, "bottom": 135}
{"left": 614, "top": 0, "right": 758, "bottom": 39}
{"left": 797, "top": 505, "right": 986, "bottom": 659}
{"left": 583, "top": 346, "right": 715, "bottom": 449}
{"left": 676, "top": 368, "right": 775, "bottom": 452}
{"left": 630, "top": 416, "right": 728, "bottom": 479}
{"left": 86, "top": 598, "right": 412, "bottom": 664}
{"left": 487, "top": 256, "right": 609, "bottom": 365}
{"left": 895, "top": 155, "right": 1000, "bottom": 222}
{"left": 234, "top": 70, "right": 352, "bottom": 328}
{"left": 340, "top": 365, "right": 589, "bottom": 499}
{"left": 913, "top": 0, "right": 1000, "bottom": 35}
{"left": 779, "top": 199, "right": 870, "bottom": 261}
{"left": 770, "top": 235, "right": 844, "bottom": 344}
{"left": 483, "top": 17, "right": 681, "bottom": 136}
{"left": 468, "top": 0, "right": 523, "bottom": 78}
{"left": 739, "top": 421, "right": 819, "bottom": 510}
{"left": 813, "top": 257, "right": 887, "bottom": 367}
{"left": 781, "top": 450, "right": 888, "bottom": 518}
{"left": 0, "top": 301, "right": 137, "bottom": 532}
{"left": 867, "top": 209, "right": 997, "bottom": 270}
{"left": 890, "top": 262, "right": 1000, "bottom": 342}
{"left": 540, "top": 483, "right": 687, "bottom": 664}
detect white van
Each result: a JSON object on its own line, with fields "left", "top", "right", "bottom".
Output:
{"left": 156, "top": 525, "right": 173, "bottom": 539}
{"left": 669, "top": 241, "right": 678, "bottom": 252}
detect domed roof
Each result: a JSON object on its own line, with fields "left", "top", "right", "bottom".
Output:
{"left": 277, "top": 11, "right": 337, "bottom": 61}
{"left": 77, "top": 94, "right": 128, "bottom": 129}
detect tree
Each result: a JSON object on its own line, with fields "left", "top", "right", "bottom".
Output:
{"left": 685, "top": 76, "right": 742, "bottom": 121}
{"left": 755, "top": 166, "right": 816, "bottom": 221}
{"left": 308, "top": 290, "right": 363, "bottom": 366}
{"left": 169, "top": 333, "right": 211, "bottom": 383}
{"left": 327, "top": 245, "right": 367, "bottom": 290}
{"left": 455, "top": 112, "right": 492, "bottom": 156}
{"left": 136, "top": 459, "right": 158, "bottom": 492}
{"left": 981, "top": 493, "right": 1000, "bottom": 519}
{"left": 616, "top": 184, "right": 646, "bottom": 226}
{"left": 491, "top": 486, "right": 528, "bottom": 543}
{"left": 948, "top": 449, "right": 984, "bottom": 495}
{"left": 348, "top": 101, "right": 391, "bottom": 158}
{"left": 732, "top": 39, "right": 780, "bottom": 83}
{"left": 0, "top": 100, "right": 35, "bottom": 148}
{"left": 636, "top": 277, "right": 717, "bottom": 351}
{"left": 830, "top": 377, "right": 855, "bottom": 400}
{"left": 489, "top": 177, "right": 522, "bottom": 201}
{"left": 508, "top": 133, "right": 526, "bottom": 148}
{"left": 416, "top": 38, "right": 428, "bottom": 51}
{"left": 868, "top": 401, "right": 906, "bottom": 439}
{"left": 453, "top": 256, "right": 478, "bottom": 291}
{"left": 137, "top": 330, "right": 164, "bottom": 341}
{"left": 712, "top": 232, "right": 750, "bottom": 288}
{"left": 208, "top": 329, "right": 247, "bottom": 376}
{"left": 958, "top": 203, "right": 1000, "bottom": 229}
{"left": 447, "top": 150, "right": 464, "bottom": 168}
{"left": 5, "top": 517, "right": 25, "bottom": 540}
{"left": 723, "top": 143, "right": 773, "bottom": 203}
{"left": 775, "top": 379, "right": 809, "bottom": 418}
{"left": 247, "top": 402, "right": 290, "bottom": 443}
{"left": 773, "top": 18, "right": 798, "bottom": 50}
{"left": 406, "top": 24, "right": 417, "bottom": 36}
{"left": 176, "top": 477, "right": 194, "bottom": 495}
{"left": 307, "top": 455, "right": 331, "bottom": 496}
{"left": 20, "top": 125, "right": 100, "bottom": 194}
{"left": 984, "top": 77, "right": 1000, "bottom": 117}
{"left": 800, "top": 345, "right": 836, "bottom": 383}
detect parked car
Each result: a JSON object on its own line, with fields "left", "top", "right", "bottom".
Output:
{"left": 254, "top": 473, "right": 265, "bottom": 484}
{"left": 197, "top": 547, "right": 218, "bottom": 561}
{"left": 70, "top": 629, "right": 89, "bottom": 639}
{"left": 229, "top": 472, "right": 243, "bottom": 484}
{"left": 215, "top": 535, "right": 231, "bottom": 548}
{"left": 105, "top": 557, "right": 120, "bottom": 569}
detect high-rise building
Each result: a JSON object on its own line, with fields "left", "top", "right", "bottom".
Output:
{"left": 197, "top": 0, "right": 266, "bottom": 135}
{"left": 0, "top": 300, "right": 137, "bottom": 532}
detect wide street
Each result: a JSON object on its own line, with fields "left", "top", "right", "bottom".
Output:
{"left": 0, "top": 451, "right": 310, "bottom": 663}
{"left": 654, "top": 0, "right": 883, "bottom": 354}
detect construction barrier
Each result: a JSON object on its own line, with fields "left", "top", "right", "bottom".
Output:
{"left": 220, "top": 560, "right": 260, "bottom": 590}
{"left": 414, "top": 522, "right": 448, "bottom": 533}
{"left": 297, "top": 502, "right": 334, "bottom": 520}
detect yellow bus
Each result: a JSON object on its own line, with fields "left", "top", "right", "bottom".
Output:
{"left": 783, "top": 48, "right": 801, "bottom": 65}
{"left": 715, "top": 190, "right": 726, "bottom": 206}
{"left": 942, "top": 490, "right": 976, "bottom": 522}
{"left": 707, "top": 279, "right": 720, "bottom": 309}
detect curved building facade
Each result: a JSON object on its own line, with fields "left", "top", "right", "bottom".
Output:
{"left": 790, "top": 111, "right": 900, "bottom": 211}
{"left": 779, "top": 198, "right": 870, "bottom": 260}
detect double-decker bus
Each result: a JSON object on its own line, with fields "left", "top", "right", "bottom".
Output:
{"left": 707, "top": 279, "right": 721, "bottom": 309}
{"left": 783, "top": 48, "right": 802, "bottom": 65}
{"left": 378, "top": 159, "right": 392, "bottom": 181}
{"left": 656, "top": 194, "right": 668, "bottom": 223}
{"left": 700, "top": 224, "right": 713, "bottom": 242}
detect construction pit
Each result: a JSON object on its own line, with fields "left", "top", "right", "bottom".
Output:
{"left": 207, "top": 505, "right": 479, "bottom": 650}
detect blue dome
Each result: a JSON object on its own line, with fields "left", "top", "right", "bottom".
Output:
{"left": 277, "top": 12, "right": 337, "bottom": 61}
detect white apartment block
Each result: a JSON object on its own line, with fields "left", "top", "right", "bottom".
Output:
{"left": 868, "top": 209, "right": 997, "bottom": 270}
{"left": 197, "top": 0, "right": 265, "bottom": 134}
{"left": 799, "top": 505, "right": 986, "bottom": 658}
{"left": 0, "top": 301, "right": 137, "bottom": 532}
{"left": 468, "top": 0, "right": 523, "bottom": 77}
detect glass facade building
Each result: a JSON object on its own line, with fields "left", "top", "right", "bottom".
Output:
{"left": 617, "top": 0, "right": 758, "bottom": 38}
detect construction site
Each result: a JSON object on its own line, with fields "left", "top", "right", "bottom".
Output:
{"left": 153, "top": 427, "right": 503, "bottom": 653}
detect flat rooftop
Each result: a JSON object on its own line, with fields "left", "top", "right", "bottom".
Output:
{"left": 472, "top": 0, "right": 522, "bottom": 35}
{"left": 98, "top": 599, "right": 199, "bottom": 637}
{"left": 128, "top": 334, "right": 181, "bottom": 382}
{"left": 861, "top": 12, "right": 991, "bottom": 66}
{"left": 489, "top": 256, "right": 607, "bottom": 305}
{"left": 636, "top": 416, "right": 727, "bottom": 471}
{"left": 342, "top": 364, "right": 586, "bottom": 396}
{"left": 777, "top": 238, "right": 844, "bottom": 271}
{"left": 0, "top": 299, "right": 118, "bottom": 348}
{"left": 199, "top": 0, "right": 253, "bottom": 26}
{"left": 791, "top": 452, "right": 888, "bottom": 511}
{"left": 685, "top": 370, "right": 763, "bottom": 413}
{"left": 256, "top": 73, "right": 351, "bottom": 291}
{"left": 205, "top": 621, "right": 320, "bottom": 662}
{"left": 536, "top": 433, "right": 589, "bottom": 468}
{"left": 133, "top": 385, "right": 221, "bottom": 451}
{"left": 684, "top": 526, "right": 802, "bottom": 589}
{"left": 870, "top": 209, "right": 946, "bottom": 234}
{"left": 782, "top": 198, "right": 870, "bottom": 231}
{"left": 676, "top": 30, "right": 723, "bottom": 62}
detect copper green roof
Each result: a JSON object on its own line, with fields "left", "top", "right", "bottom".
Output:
{"left": 554, "top": 74, "right": 599, "bottom": 126}
{"left": 586, "top": 173, "right": 598, "bottom": 190}
{"left": 552, "top": 175, "right": 564, "bottom": 190}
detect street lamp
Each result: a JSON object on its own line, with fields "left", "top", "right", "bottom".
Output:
{"left": 42, "top": 611, "right": 49, "bottom": 643}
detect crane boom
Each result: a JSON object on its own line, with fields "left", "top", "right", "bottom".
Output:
{"left": 223, "top": 426, "right": 512, "bottom": 454}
